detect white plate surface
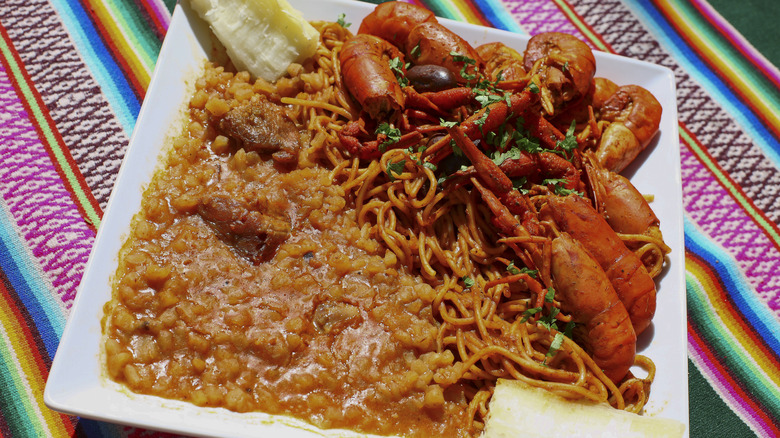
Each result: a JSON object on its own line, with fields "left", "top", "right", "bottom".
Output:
{"left": 44, "top": 1, "right": 688, "bottom": 436}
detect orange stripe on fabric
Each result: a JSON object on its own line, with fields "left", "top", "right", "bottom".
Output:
{"left": 81, "top": 0, "right": 149, "bottom": 98}
{"left": 458, "top": 0, "right": 492, "bottom": 27}
{"left": 0, "top": 281, "right": 74, "bottom": 437}
{"left": 0, "top": 23, "right": 102, "bottom": 230}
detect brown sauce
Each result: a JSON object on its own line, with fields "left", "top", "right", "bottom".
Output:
{"left": 103, "top": 64, "right": 471, "bottom": 437}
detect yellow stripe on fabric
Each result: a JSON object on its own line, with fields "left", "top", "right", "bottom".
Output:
{"left": 86, "top": 0, "right": 151, "bottom": 91}
{"left": 0, "top": 305, "right": 67, "bottom": 437}
{"left": 0, "top": 32, "right": 102, "bottom": 229}
{"left": 680, "top": 127, "right": 780, "bottom": 247}
{"left": 687, "top": 261, "right": 780, "bottom": 391}
{"left": 104, "top": 0, "right": 157, "bottom": 73}
{"left": 660, "top": 0, "right": 780, "bottom": 129}
{"left": 450, "top": 2, "right": 485, "bottom": 26}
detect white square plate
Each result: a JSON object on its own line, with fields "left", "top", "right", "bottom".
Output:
{"left": 45, "top": 0, "right": 687, "bottom": 436}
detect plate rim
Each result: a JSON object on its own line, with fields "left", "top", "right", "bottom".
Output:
{"left": 44, "top": 1, "right": 688, "bottom": 436}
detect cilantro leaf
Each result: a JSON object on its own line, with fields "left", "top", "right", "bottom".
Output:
{"left": 544, "top": 287, "right": 555, "bottom": 303}
{"left": 520, "top": 306, "right": 542, "bottom": 323}
{"left": 543, "top": 178, "right": 584, "bottom": 197}
{"left": 336, "top": 13, "right": 351, "bottom": 28}
{"left": 451, "top": 52, "right": 477, "bottom": 81}
{"left": 388, "top": 57, "right": 409, "bottom": 87}
{"left": 490, "top": 146, "right": 522, "bottom": 167}
{"left": 375, "top": 122, "right": 401, "bottom": 152}
{"left": 555, "top": 120, "right": 578, "bottom": 157}
{"left": 386, "top": 159, "right": 406, "bottom": 181}
{"left": 547, "top": 332, "right": 565, "bottom": 358}
{"left": 506, "top": 262, "right": 538, "bottom": 278}
{"left": 410, "top": 43, "right": 421, "bottom": 60}
{"left": 440, "top": 118, "right": 458, "bottom": 128}
{"left": 450, "top": 139, "right": 464, "bottom": 157}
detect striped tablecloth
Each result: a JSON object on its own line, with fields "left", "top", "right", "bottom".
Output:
{"left": 1, "top": 0, "right": 778, "bottom": 436}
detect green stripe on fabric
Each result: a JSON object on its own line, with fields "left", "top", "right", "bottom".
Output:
{"left": 680, "top": 127, "right": 780, "bottom": 247}
{"left": 689, "top": 358, "right": 755, "bottom": 437}
{"left": 104, "top": 0, "right": 161, "bottom": 72}
{"left": 0, "top": 28, "right": 102, "bottom": 229}
{"left": 687, "top": 272, "right": 780, "bottom": 416}
{"left": 0, "top": 333, "right": 45, "bottom": 437}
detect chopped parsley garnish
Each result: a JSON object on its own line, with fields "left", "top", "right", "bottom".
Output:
{"left": 336, "top": 13, "right": 351, "bottom": 28}
{"left": 388, "top": 57, "right": 409, "bottom": 87}
{"left": 462, "top": 276, "right": 475, "bottom": 288}
{"left": 520, "top": 306, "right": 542, "bottom": 323}
{"left": 544, "top": 287, "right": 555, "bottom": 303}
{"left": 547, "top": 332, "right": 565, "bottom": 358}
{"left": 450, "top": 139, "right": 464, "bottom": 157}
{"left": 410, "top": 43, "right": 421, "bottom": 60}
{"left": 490, "top": 146, "right": 522, "bottom": 167}
{"left": 440, "top": 118, "right": 458, "bottom": 128}
{"left": 527, "top": 82, "right": 540, "bottom": 94}
{"left": 386, "top": 159, "right": 406, "bottom": 181}
{"left": 543, "top": 178, "right": 584, "bottom": 197}
{"left": 537, "top": 306, "right": 560, "bottom": 331}
{"left": 451, "top": 52, "right": 478, "bottom": 81}
{"left": 555, "top": 120, "right": 578, "bottom": 159}
{"left": 506, "top": 262, "right": 538, "bottom": 278}
{"left": 375, "top": 122, "right": 401, "bottom": 152}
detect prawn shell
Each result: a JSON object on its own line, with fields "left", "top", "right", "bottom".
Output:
{"left": 523, "top": 32, "right": 596, "bottom": 101}
{"left": 339, "top": 34, "right": 406, "bottom": 119}
{"left": 600, "top": 84, "right": 662, "bottom": 146}
{"left": 406, "top": 22, "right": 483, "bottom": 83}
{"left": 545, "top": 194, "right": 656, "bottom": 335}
{"left": 477, "top": 42, "right": 526, "bottom": 82}
{"left": 594, "top": 123, "right": 642, "bottom": 173}
{"left": 552, "top": 234, "right": 636, "bottom": 383}
{"left": 357, "top": 1, "right": 436, "bottom": 51}
{"left": 591, "top": 166, "right": 659, "bottom": 235}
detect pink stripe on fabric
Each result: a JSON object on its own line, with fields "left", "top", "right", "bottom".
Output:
{"left": 691, "top": 0, "right": 780, "bottom": 89}
{"left": 680, "top": 142, "right": 780, "bottom": 313}
{"left": 0, "top": 64, "right": 94, "bottom": 306}
{"left": 501, "top": 0, "right": 585, "bottom": 40}
{"left": 147, "top": 0, "right": 172, "bottom": 30}
{"left": 688, "top": 332, "right": 774, "bottom": 436}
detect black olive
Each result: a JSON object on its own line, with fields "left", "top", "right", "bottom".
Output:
{"left": 406, "top": 65, "right": 458, "bottom": 93}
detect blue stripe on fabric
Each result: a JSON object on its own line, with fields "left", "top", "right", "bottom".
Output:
{"left": 481, "top": 0, "right": 525, "bottom": 34}
{"left": 0, "top": 203, "right": 66, "bottom": 359}
{"left": 684, "top": 217, "right": 780, "bottom": 354}
{"left": 625, "top": 0, "right": 780, "bottom": 165}
{"left": 47, "top": 0, "right": 141, "bottom": 135}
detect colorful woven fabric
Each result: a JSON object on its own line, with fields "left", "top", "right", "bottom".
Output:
{"left": 1, "top": 0, "right": 778, "bottom": 436}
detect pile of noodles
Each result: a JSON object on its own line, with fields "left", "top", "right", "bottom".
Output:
{"left": 256, "top": 21, "right": 656, "bottom": 433}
